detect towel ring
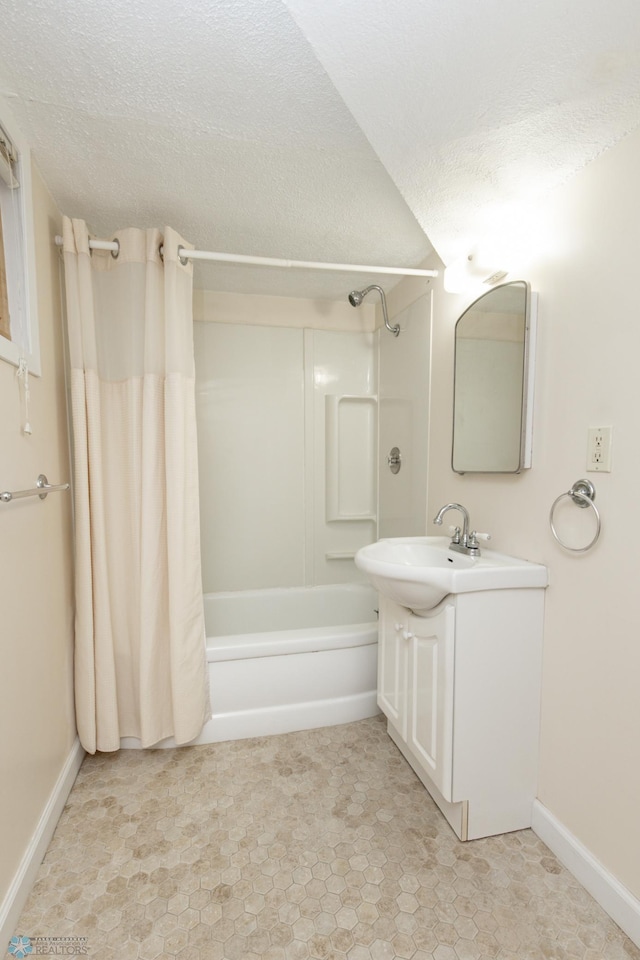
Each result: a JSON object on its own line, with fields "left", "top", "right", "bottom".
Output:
{"left": 549, "top": 479, "right": 601, "bottom": 553}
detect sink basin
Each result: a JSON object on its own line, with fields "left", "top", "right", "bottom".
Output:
{"left": 355, "top": 536, "right": 547, "bottom": 615}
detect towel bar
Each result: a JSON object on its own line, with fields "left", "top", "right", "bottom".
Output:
{"left": 0, "top": 474, "right": 70, "bottom": 503}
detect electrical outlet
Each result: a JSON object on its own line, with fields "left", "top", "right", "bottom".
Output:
{"left": 587, "top": 426, "right": 612, "bottom": 472}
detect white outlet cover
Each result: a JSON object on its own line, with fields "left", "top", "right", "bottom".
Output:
{"left": 587, "top": 426, "right": 612, "bottom": 473}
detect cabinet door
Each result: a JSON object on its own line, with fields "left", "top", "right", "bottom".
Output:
{"left": 406, "top": 605, "right": 455, "bottom": 802}
{"left": 377, "top": 597, "right": 410, "bottom": 738}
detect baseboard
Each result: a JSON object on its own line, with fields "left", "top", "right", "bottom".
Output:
{"left": 532, "top": 800, "right": 640, "bottom": 948}
{"left": 0, "top": 738, "right": 84, "bottom": 947}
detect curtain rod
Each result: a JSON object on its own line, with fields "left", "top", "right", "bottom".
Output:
{"left": 54, "top": 235, "right": 438, "bottom": 278}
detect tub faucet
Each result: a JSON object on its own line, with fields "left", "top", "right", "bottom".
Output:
{"left": 432, "top": 502, "right": 491, "bottom": 557}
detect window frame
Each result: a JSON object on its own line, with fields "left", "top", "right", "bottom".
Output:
{"left": 0, "top": 96, "right": 41, "bottom": 376}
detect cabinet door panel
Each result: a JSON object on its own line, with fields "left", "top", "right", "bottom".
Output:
{"left": 407, "top": 605, "right": 455, "bottom": 801}
{"left": 378, "top": 598, "right": 409, "bottom": 738}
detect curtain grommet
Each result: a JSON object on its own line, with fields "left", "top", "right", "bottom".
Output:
{"left": 110, "top": 239, "right": 120, "bottom": 259}
{"left": 177, "top": 245, "right": 190, "bottom": 266}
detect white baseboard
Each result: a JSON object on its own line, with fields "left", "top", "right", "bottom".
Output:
{"left": 532, "top": 800, "right": 640, "bottom": 948}
{"left": 0, "top": 738, "right": 84, "bottom": 947}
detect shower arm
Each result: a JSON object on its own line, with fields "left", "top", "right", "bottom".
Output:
{"left": 378, "top": 290, "right": 400, "bottom": 338}
{"left": 348, "top": 284, "right": 400, "bottom": 336}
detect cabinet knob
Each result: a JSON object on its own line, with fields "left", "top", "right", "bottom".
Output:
{"left": 403, "top": 630, "right": 413, "bottom": 640}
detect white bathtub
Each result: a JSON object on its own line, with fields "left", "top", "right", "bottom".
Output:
{"left": 198, "top": 582, "right": 380, "bottom": 743}
{"left": 121, "top": 582, "right": 379, "bottom": 748}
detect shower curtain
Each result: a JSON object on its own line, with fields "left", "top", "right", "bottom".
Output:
{"left": 62, "top": 217, "right": 210, "bottom": 753}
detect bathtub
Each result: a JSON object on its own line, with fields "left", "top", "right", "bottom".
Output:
{"left": 198, "top": 582, "right": 379, "bottom": 743}
{"left": 121, "top": 582, "right": 379, "bottom": 748}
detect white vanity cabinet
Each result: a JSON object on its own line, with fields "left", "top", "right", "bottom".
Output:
{"left": 378, "top": 598, "right": 455, "bottom": 801}
{"left": 377, "top": 587, "right": 545, "bottom": 841}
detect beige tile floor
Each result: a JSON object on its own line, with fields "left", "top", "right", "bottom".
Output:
{"left": 15, "top": 716, "right": 640, "bottom": 960}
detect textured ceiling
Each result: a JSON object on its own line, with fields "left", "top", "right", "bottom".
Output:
{"left": 2, "top": 0, "right": 640, "bottom": 298}
{"left": 0, "top": 0, "right": 431, "bottom": 298}
{"left": 284, "top": 0, "right": 640, "bottom": 267}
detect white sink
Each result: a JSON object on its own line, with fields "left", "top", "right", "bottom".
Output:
{"left": 355, "top": 536, "right": 547, "bottom": 615}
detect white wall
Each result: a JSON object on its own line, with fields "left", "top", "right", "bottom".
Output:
{"left": 422, "top": 127, "right": 640, "bottom": 899}
{"left": 0, "top": 166, "right": 76, "bottom": 923}
{"left": 195, "top": 322, "right": 306, "bottom": 591}
{"left": 194, "top": 294, "right": 377, "bottom": 592}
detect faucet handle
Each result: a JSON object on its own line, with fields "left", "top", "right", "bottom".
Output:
{"left": 448, "top": 525, "right": 461, "bottom": 543}
{"left": 469, "top": 530, "right": 491, "bottom": 546}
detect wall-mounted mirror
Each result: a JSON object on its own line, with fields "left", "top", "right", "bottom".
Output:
{"left": 452, "top": 280, "right": 537, "bottom": 474}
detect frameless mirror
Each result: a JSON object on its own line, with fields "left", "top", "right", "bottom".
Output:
{"left": 452, "top": 280, "right": 536, "bottom": 474}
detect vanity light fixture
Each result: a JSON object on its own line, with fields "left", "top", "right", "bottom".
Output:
{"left": 443, "top": 249, "right": 508, "bottom": 295}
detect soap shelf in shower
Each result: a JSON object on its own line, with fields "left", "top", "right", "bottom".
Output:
{"left": 325, "top": 394, "right": 376, "bottom": 523}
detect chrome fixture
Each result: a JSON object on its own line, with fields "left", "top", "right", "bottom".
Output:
{"left": 387, "top": 446, "right": 402, "bottom": 474}
{"left": 0, "top": 474, "right": 70, "bottom": 503}
{"left": 549, "top": 478, "right": 601, "bottom": 553}
{"left": 348, "top": 284, "right": 400, "bottom": 337}
{"left": 432, "top": 502, "right": 491, "bottom": 557}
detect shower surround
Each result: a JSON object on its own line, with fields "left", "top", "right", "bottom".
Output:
{"left": 194, "top": 302, "right": 378, "bottom": 590}
{"left": 193, "top": 294, "right": 379, "bottom": 742}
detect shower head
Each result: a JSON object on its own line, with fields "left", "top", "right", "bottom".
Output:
{"left": 346, "top": 285, "right": 400, "bottom": 336}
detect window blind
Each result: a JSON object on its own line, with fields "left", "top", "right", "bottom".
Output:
{"left": 0, "top": 211, "right": 11, "bottom": 340}
{"left": 0, "top": 124, "right": 19, "bottom": 189}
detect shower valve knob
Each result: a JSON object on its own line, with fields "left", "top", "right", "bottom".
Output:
{"left": 387, "top": 447, "right": 402, "bottom": 474}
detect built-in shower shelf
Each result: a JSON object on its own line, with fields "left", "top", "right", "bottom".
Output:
{"left": 325, "top": 394, "right": 377, "bottom": 523}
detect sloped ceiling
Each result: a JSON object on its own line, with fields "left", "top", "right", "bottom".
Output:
{"left": 0, "top": 0, "right": 432, "bottom": 298}
{"left": 284, "top": 0, "right": 640, "bottom": 267}
{"left": 1, "top": 0, "right": 640, "bottom": 298}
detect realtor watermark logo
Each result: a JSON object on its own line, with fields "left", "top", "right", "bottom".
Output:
{"left": 7, "top": 938, "right": 88, "bottom": 957}
{"left": 7, "top": 938, "right": 31, "bottom": 958}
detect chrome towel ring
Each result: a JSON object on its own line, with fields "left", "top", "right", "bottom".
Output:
{"left": 549, "top": 479, "right": 601, "bottom": 553}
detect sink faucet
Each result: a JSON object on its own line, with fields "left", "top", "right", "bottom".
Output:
{"left": 432, "top": 502, "right": 491, "bottom": 557}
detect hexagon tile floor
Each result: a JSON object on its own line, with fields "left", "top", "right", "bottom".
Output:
{"left": 14, "top": 716, "right": 640, "bottom": 960}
